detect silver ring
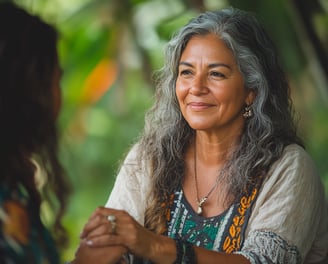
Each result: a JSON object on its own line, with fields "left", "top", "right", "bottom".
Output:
{"left": 107, "top": 215, "right": 116, "bottom": 222}
{"left": 106, "top": 215, "right": 117, "bottom": 233}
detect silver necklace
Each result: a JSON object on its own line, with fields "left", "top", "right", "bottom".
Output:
{"left": 194, "top": 141, "right": 221, "bottom": 215}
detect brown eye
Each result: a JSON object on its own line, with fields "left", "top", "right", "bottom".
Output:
{"left": 180, "top": 69, "right": 192, "bottom": 76}
{"left": 210, "top": 71, "right": 225, "bottom": 78}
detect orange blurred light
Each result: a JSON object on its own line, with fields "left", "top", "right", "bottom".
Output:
{"left": 81, "top": 59, "right": 118, "bottom": 105}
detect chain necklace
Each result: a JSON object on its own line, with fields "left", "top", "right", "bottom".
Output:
{"left": 194, "top": 141, "right": 221, "bottom": 215}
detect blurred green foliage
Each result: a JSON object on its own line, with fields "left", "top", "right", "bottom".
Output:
{"left": 12, "top": 0, "right": 328, "bottom": 261}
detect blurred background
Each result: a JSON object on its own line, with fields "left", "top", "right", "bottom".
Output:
{"left": 11, "top": 0, "right": 328, "bottom": 261}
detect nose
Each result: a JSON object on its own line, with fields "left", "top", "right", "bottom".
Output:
{"left": 189, "top": 74, "right": 208, "bottom": 95}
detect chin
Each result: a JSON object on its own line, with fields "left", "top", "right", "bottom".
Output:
{"left": 188, "top": 123, "right": 213, "bottom": 131}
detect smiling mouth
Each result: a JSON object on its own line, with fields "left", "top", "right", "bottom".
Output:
{"left": 187, "top": 102, "right": 215, "bottom": 110}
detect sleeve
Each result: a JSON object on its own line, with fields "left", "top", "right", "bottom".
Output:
{"left": 104, "top": 144, "right": 151, "bottom": 225}
{"left": 237, "top": 144, "right": 328, "bottom": 264}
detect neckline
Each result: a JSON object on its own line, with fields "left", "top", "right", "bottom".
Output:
{"left": 180, "top": 189, "right": 230, "bottom": 220}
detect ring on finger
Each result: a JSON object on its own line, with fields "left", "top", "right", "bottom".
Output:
{"left": 106, "top": 214, "right": 117, "bottom": 234}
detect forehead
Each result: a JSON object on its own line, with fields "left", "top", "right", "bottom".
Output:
{"left": 180, "top": 34, "right": 235, "bottom": 63}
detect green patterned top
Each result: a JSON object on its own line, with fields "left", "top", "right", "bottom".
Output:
{"left": 167, "top": 189, "right": 232, "bottom": 250}
{"left": 0, "top": 184, "right": 59, "bottom": 263}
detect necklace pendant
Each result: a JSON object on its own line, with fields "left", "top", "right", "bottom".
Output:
{"left": 196, "top": 197, "right": 207, "bottom": 215}
{"left": 197, "top": 205, "right": 203, "bottom": 215}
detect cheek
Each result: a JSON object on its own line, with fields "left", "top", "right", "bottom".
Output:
{"left": 175, "top": 79, "right": 188, "bottom": 103}
{"left": 214, "top": 82, "right": 246, "bottom": 103}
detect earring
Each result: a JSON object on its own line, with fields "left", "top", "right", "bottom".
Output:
{"left": 243, "top": 105, "right": 253, "bottom": 118}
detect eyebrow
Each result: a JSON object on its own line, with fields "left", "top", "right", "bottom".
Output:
{"left": 178, "top": 61, "right": 232, "bottom": 69}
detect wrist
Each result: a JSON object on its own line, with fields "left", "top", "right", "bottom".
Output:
{"left": 148, "top": 235, "right": 176, "bottom": 264}
{"left": 173, "top": 238, "right": 196, "bottom": 264}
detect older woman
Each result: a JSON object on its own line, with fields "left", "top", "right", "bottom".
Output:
{"left": 74, "top": 8, "right": 328, "bottom": 264}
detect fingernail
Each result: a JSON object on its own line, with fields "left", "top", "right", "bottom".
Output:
{"left": 86, "top": 240, "right": 93, "bottom": 246}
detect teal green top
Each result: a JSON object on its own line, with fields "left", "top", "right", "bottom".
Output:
{"left": 0, "top": 184, "right": 59, "bottom": 263}
{"left": 167, "top": 189, "right": 230, "bottom": 250}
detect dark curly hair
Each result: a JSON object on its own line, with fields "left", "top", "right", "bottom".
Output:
{"left": 0, "top": 2, "right": 71, "bottom": 247}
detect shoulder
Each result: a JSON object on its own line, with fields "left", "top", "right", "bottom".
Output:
{"left": 282, "top": 143, "right": 315, "bottom": 163}
{"left": 119, "top": 143, "right": 150, "bottom": 181}
{"left": 247, "top": 144, "right": 328, "bottom": 259}
{"left": 275, "top": 143, "right": 315, "bottom": 168}
{"left": 105, "top": 143, "right": 151, "bottom": 224}
{"left": 258, "top": 143, "right": 323, "bottom": 210}
{"left": 265, "top": 143, "right": 319, "bottom": 188}
{"left": 121, "top": 143, "right": 140, "bottom": 164}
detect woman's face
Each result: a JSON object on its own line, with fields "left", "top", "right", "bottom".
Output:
{"left": 175, "top": 33, "right": 254, "bottom": 135}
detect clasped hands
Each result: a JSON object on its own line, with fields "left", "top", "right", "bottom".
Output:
{"left": 71, "top": 207, "right": 154, "bottom": 264}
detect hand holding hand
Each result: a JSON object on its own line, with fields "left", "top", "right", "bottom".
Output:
{"left": 79, "top": 207, "right": 176, "bottom": 263}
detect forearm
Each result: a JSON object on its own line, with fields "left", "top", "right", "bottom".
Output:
{"left": 147, "top": 235, "right": 250, "bottom": 264}
{"left": 71, "top": 243, "right": 127, "bottom": 264}
{"left": 146, "top": 235, "right": 176, "bottom": 264}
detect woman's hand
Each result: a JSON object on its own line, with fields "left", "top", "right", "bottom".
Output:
{"left": 80, "top": 207, "right": 176, "bottom": 263}
{"left": 71, "top": 242, "right": 127, "bottom": 264}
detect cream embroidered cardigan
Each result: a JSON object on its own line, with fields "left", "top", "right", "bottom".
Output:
{"left": 105, "top": 144, "right": 328, "bottom": 263}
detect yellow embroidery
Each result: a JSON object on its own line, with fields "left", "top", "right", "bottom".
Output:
{"left": 223, "top": 187, "right": 258, "bottom": 253}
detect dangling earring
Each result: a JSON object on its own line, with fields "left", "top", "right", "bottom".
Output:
{"left": 243, "top": 105, "right": 253, "bottom": 118}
